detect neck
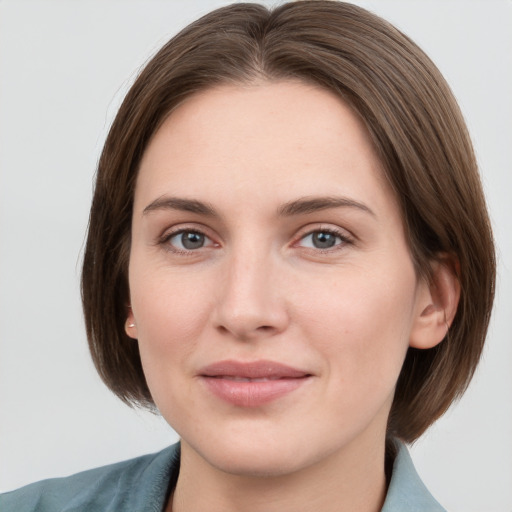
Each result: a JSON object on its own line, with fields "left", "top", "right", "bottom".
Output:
{"left": 169, "top": 435, "right": 388, "bottom": 512}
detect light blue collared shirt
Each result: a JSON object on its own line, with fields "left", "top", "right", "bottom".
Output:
{"left": 0, "top": 441, "right": 445, "bottom": 511}
{"left": 382, "top": 441, "right": 445, "bottom": 511}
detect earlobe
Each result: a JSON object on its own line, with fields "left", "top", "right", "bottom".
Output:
{"left": 409, "top": 257, "right": 460, "bottom": 349}
{"left": 125, "top": 305, "right": 138, "bottom": 339}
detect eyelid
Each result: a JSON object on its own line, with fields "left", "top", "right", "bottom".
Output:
{"left": 293, "top": 225, "right": 355, "bottom": 250}
{"left": 158, "top": 224, "right": 220, "bottom": 253}
{"left": 156, "top": 222, "right": 354, "bottom": 255}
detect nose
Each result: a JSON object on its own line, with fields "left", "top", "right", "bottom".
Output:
{"left": 212, "top": 249, "right": 290, "bottom": 341}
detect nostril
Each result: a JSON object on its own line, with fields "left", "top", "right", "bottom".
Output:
{"left": 215, "top": 323, "right": 277, "bottom": 340}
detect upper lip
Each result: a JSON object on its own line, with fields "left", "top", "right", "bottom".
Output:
{"left": 199, "top": 360, "right": 311, "bottom": 379}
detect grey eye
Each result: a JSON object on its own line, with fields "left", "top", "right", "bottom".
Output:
{"left": 170, "top": 231, "right": 207, "bottom": 250}
{"left": 299, "top": 230, "right": 341, "bottom": 249}
{"left": 311, "top": 231, "right": 338, "bottom": 249}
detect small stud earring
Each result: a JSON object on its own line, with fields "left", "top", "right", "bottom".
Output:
{"left": 128, "top": 323, "right": 135, "bottom": 328}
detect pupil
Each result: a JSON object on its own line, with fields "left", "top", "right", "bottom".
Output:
{"left": 313, "top": 232, "right": 336, "bottom": 249}
{"left": 182, "top": 232, "right": 204, "bottom": 250}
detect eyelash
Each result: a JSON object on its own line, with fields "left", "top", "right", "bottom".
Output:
{"left": 295, "top": 227, "right": 353, "bottom": 253}
{"left": 159, "top": 228, "right": 217, "bottom": 255}
{"left": 158, "top": 226, "right": 354, "bottom": 255}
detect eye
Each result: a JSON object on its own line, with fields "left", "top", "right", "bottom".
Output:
{"left": 298, "top": 229, "right": 348, "bottom": 250}
{"left": 166, "top": 230, "right": 214, "bottom": 251}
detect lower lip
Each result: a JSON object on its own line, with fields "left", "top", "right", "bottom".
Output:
{"left": 201, "top": 377, "right": 309, "bottom": 407}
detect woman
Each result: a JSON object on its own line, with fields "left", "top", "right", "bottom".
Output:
{"left": 0, "top": 1, "right": 496, "bottom": 511}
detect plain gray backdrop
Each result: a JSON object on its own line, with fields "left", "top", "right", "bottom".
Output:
{"left": 1, "top": 1, "right": 511, "bottom": 510}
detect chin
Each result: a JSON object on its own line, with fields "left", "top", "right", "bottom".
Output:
{"left": 205, "top": 446, "right": 306, "bottom": 478}
{"left": 183, "top": 429, "right": 336, "bottom": 479}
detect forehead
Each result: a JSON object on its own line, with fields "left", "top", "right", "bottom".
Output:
{"left": 135, "top": 80, "right": 396, "bottom": 217}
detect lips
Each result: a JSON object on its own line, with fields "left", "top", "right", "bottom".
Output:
{"left": 199, "top": 360, "right": 312, "bottom": 407}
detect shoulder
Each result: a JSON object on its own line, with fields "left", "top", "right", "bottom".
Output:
{"left": 382, "top": 440, "right": 446, "bottom": 512}
{"left": 0, "top": 443, "right": 180, "bottom": 512}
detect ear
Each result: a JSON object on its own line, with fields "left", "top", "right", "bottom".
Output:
{"left": 125, "top": 305, "right": 138, "bottom": 340}
{"left": 409, "top": 256, "right": 460, "bottom": 349}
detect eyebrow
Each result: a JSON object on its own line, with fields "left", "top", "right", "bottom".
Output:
{"left": 142, "top": 195, "right": 375, "bottom": 218}
{"left": 143, "top": 196, "right": 217, "bottom": 216}
{"left": 277, "top": 196, "right": 376, "bottom": 217}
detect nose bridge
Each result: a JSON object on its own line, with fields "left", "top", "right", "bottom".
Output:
{"left": 214, "top": 237, "right": 288, "bottom": 339}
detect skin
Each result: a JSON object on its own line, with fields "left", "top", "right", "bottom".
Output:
{"left": 126, "top": 81, "right": 457, "bottom": 512}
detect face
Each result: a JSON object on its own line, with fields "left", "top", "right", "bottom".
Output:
{"left": 127, "top": 81, "right": 431, "bottom": 476}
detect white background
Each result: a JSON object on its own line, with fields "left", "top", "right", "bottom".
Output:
{"left": 0, "top": 1, "right": 510, "bottom": 510}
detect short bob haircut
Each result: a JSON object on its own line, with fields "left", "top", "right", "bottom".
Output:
{"left": 82, "top": 1, "right": 495, "bottom": 443}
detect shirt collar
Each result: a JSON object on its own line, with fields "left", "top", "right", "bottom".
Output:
{"left": 381, "top": 440, "right": 445, "bottom": 511}
{"left": 159, "top": 441, "right": 445, "bottom": 512}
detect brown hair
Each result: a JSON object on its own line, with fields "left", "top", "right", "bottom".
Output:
{"left": 81, "top": 1, "right": 495, "bottom": 442}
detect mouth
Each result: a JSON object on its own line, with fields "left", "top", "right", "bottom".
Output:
{"left": 198, "top": 360, "right": 312, "bottom": 407}
{"left": 214, "top": 376, "right": 292, "bottom": 382}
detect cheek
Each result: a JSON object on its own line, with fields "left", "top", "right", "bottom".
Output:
{"left": 129, "top": 269, "right": 218, "bottom": 425}
{"left": 129, "top": 267, "right": 214, "bottom": 375}
{"left": 296, "top": 263, "right": 417, "bottom": 385}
